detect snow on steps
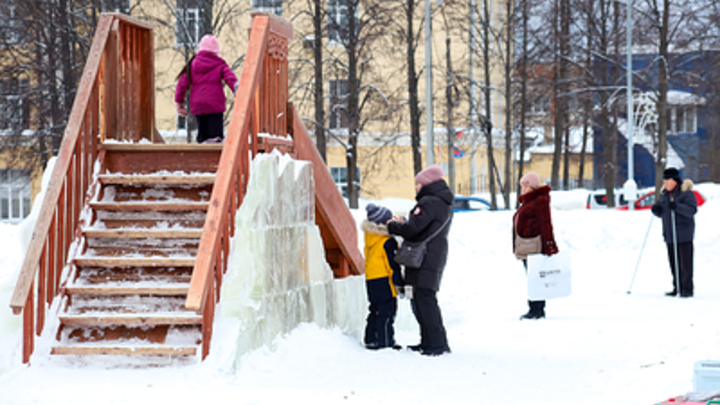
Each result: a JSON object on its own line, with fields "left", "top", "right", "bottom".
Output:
{"left": 53, "top": 150, "right": 220, "bottom": 360}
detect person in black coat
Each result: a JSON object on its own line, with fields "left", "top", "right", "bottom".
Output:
{"left": 387, "top": 165, "right": 453, "bottom": 356}
{"left": 651, "top": 167, "right": 698, "bottom": 297}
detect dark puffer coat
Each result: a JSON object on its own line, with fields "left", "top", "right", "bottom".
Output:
{"left": 652, "top": 179, "right": 697, "bottom": 243}
{"left": 512, "top": 185, "right": 559, "bottom": 256}
{"left": 387, "top": 180, "right": 454, "bottom": 291}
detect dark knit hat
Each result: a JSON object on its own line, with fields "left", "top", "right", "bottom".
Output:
{"left": 366, "top": 203, "right": 392, "bottom": 224}
{"left": 663, "top": 167, "right": 681, "bottom": 184}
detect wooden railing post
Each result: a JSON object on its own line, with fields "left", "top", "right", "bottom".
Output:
{"left": 9, "top": 14, "right": 154, "bottom": 364}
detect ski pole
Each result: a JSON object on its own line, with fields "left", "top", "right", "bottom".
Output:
{"left": 671, "top": 208, "right": 681, "bottom": 297}
{"left": 627, "top": 215, "right": 654, "bottom": 294}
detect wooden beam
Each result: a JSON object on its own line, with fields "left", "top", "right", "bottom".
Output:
{"left": 98, "top": 175, "right": 216, "bottom": 185}
{"left": 89, "top": 202, "right": 209, "bottom": 211}
{"left": 59, "top": 314, "right": 202, "bottom": 326}
{"left": 65, "top": 286, "right": 189, "bottom": 296}
{"left": 291, "top": 105, "right": 364, "bottom": 276}
{"left": 52, "top": 346, "right": 197, "bottom": 356}
{"left": 83, "top": 229, "right": 202, "bottom": 239}
{"left": 74, "top": 257, "right": 196, "bottom": 267}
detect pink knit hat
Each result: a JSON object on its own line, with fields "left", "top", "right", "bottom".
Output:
{"left": 415, "top": 165, "right": 444, "bottom": 186}
{"left": 198, "top": 35, "right": 220, "bottom": 54}
{"left": 520, "top": 172, "right": 540, "bottom": 189}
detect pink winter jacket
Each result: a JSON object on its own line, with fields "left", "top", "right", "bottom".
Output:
{"left": 174, "top": 51, "right": 238, "bottom": 116}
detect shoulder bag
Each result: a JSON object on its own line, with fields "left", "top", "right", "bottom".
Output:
{"left": 394, "top": 208, "right": 453, "bottom": 268}
{"left": 514, "top": 215, "right": 542, "bottom": 259}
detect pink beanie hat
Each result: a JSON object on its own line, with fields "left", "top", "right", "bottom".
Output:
{"left": 415, "top": 165, "right": 444, "bottom": 185}
{"left": 520, "top": 172, "right": 540, "bottom": 189}
{"left": 198, "top": 35, "right": 220, "bottom": 54}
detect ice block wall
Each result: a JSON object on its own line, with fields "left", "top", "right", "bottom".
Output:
{"left": 218, "top": 151, "right": 365, "bottom": 364}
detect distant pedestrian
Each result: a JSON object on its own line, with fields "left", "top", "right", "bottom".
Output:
{"left": 362, "top": 203, "right": 404, "bottom": 350}
{"left": 651, "top": 168, "right": 698, "bottom": 298}
{"left": 175, "top": 34, "right": 238, "bottom": 144}
{"left": 388, "top": 165, "right": 453, "bottom": 356}
{"left": 513, "top": 172, "right": 559, "bottom": 320}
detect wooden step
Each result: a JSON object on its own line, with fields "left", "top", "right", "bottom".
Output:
{"left": 72, "top": 266, "right": 193, "bottom": 285}
{"left": 65, "top": 285, "right": 189, "bottom": 296}
{"left": 99, "top": 174, "right": 216, "bottom": 185}
{"left": 59, "top": 314, "right": 202, "bottom": 326}
{"left": 90, "top": 202, "right": 209, "bottom": 211}
{"left": 74, "top": 257, "right": 196, "bottom": 267}
{"left": 52, "top": 346, "right": 197, "bottom": 356}
{"left": 83, "top": 229, "right": 203, "bottom": 239}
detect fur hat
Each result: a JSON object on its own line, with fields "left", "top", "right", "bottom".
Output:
{"left": 366, "top": 203, "right": 392, "bottom": 225}
{"left": 520, "top": 172, "right": 540, "bottom": 190}
{"left": 415, "top": 165, "right": 444, "bottom": 186}
{"left": 198, "top": 35, "right": 220, "bottom": 54}
{"left": 663, "top": 167, "right": 681, "bottom": 185}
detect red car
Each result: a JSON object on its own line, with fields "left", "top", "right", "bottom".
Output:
{"left": 617, "top": 189, "right": 706, "bottom": 210}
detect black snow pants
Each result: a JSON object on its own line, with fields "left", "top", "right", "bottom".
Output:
{"left": 666, "top": 241, "right": 694, "bottom": 296}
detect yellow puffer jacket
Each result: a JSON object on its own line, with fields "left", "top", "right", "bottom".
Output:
{"left": 362, "top": 220, "right": 402, "bottom": 301}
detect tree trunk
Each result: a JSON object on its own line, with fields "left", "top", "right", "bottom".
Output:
{"left": 483, "top": 0, "right": 497, "bottom": 209}
{"left": 346, "top": 0, "right": 360, "bottom": 208}
{"left": 313, "top": 0, "right": 326, "bottom": 161}
{"left": 517, "top": 0, "right": 528, "bottom": 206}
{"left": 445, "top": 37, "right": 456, "bottom": 194}
{"left": 407, "top": 0, "right": 422, "bottom": 175}
{"left": 503, "top": 0, "right": 512, "bottom": 208}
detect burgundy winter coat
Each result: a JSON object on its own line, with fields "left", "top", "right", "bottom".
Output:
{"left": 512, "top": 185, "right": 559, "bottom": 257}
{"left": 174, "top": 50, "right": 238, "bottom": 116}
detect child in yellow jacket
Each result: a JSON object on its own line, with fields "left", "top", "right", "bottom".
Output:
{"left": 362, "top": 204, "right": 404, "bottom": 350}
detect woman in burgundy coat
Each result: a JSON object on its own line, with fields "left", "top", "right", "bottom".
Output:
{"left": 512, "top": 172, "right": 559, "bottom": 320}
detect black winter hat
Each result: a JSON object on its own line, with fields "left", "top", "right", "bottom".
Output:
{"left": 663, "top": 167, "right": 681, "bottom": 184}
{"left": 366, "top": 203, "right": 392, "bottom": 225}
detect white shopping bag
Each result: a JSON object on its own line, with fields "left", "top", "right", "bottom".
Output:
{"left": 526, "top": 250, "right": 571, "bottom": 300}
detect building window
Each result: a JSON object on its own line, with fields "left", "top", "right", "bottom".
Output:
{"left": 0, "top": 169, "right": 31, "bottom": 223}
{"left": 330, "top": 166, "right": 360, "bottom": 198}
{"left": 0, "top": 2, "right": 20, "bottom": 45}
{"left": 0, "top": 78, "right": 29, "bottom": 131}
{"left": 177, "top": 114, "right": 186, "bottom": 130}
{"left": 329, "top": 79, "right": 349, "bottom": 129}
{"left": 327, "top": 0, "right": 352, "bottom": 43}
{"left": 176, "top": 1, "right": 201, "bottom": 47}
{"left": 668, "top": 106, "right": 697, "bottom": 134}
{"left": 252, "top": 0, "right": 283, "bottom": 16}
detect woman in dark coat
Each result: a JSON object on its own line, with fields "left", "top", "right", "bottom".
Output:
{"left": 513, "top": 172, "right": 559, "bottom": 320}
{"left": 387, "top": 165, "right": 453, "bottom": 356}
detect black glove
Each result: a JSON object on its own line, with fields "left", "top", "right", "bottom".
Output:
{"left": 669, "top": 200, "right": 677, "bottom": 210}
{"left": 651, "top": 204, "right": 662, "bottom": 216}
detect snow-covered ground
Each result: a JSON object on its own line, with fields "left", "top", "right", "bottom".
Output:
{"left": 1, "top": 183, "right": 720, "bottom": 405}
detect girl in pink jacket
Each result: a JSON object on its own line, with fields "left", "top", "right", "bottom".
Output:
{"left": 175, "top": 35, "right": 238, "bottom": 143}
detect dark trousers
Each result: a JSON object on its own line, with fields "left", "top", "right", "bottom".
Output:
{"left": 411, "top": 287, "right": 448, "bottom": 350}
{"left": 195, "top": 113, "right": 224, "bottom": 143}
{"left": 666, "top": 241, "right": 694, "bottom": 296}
{"left": 364, "top": 298, "right": 397, "bottom": 347}
{"left": 523, "top": 259, "right": 545, "bottom": 315}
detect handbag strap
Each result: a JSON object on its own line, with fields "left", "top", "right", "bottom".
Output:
{"left": 418, "top": 207, "right": 453, "bottom": 245}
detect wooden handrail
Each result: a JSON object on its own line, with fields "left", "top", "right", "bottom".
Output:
{"left": 9, "top": 14, "right": 154, "bottom": 363}
{"left": 185, "top": 13, "right": 294, "bottom": 359}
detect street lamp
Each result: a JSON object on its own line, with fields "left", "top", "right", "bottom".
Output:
{"left": 425, "top": 0, "right": 434, "bottom": 166}
{"left": 623, "top": 0, "right": 637, "bottom": 210}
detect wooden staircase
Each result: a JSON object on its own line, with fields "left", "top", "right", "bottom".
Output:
{"left": 52, "top": 144, "right": 221, "bottom": 357}
{"left": 10, "top": 13, "right": 364, "bottom": 364}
